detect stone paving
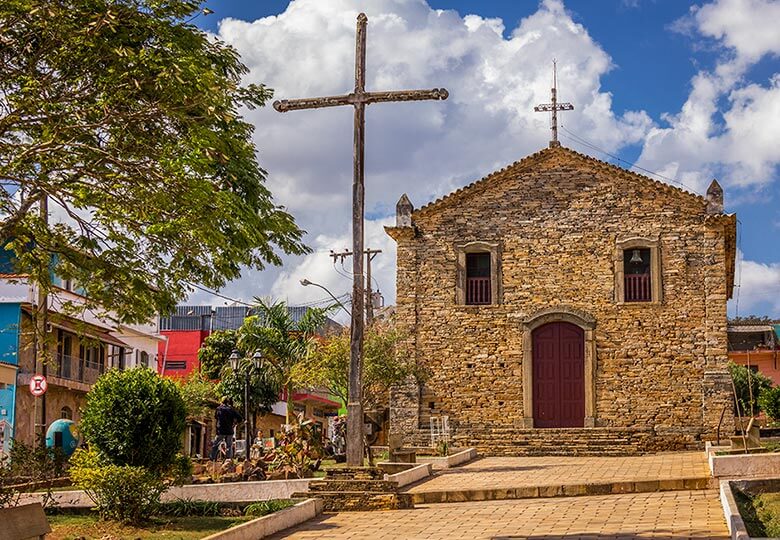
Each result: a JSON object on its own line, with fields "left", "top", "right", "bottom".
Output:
{"left": 269, "top": 490, "right": 728, "bottom": 539}
{"left": 406, "top": 452, "right": 709, "bottom": 494}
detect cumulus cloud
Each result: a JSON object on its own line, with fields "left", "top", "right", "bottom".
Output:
{"left": 186, "top": 0, "right": 780, "bottom": 319}
{"left": 733, "top": 251, "right": 780, "bottom": 316}
{"left": 191, "top": 0, "right": 652, "bottom": 308}
{"left": 638, "top": 0, "right": 780, "bottom": 192}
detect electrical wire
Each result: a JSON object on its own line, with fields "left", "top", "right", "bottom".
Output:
{"left": 559, "top": 125, "right": 704, "bottom": 196}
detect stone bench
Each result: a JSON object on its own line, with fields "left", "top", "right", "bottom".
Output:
{"left": 1, "top": 502, "right": 51, "bottom": 539}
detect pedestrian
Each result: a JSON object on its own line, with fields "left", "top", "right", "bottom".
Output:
{"left": 209, "top": 396, "right": 243, "bottom": 461}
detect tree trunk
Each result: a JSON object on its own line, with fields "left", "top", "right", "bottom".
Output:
{"left": 286, "top": 381, "right": 295, "bottom": 424}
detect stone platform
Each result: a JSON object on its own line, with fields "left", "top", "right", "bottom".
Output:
{"left": 404, "top": 451, "right": 712, "bottom": 504}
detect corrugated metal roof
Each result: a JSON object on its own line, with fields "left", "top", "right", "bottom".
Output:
{"left": 160, "top": 304, "right": 338, "bottom": 332}
{"left": 727, "top": 325, "right": 776, "bottom": 333}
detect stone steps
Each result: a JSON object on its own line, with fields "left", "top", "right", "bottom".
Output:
{"left": 308, "top": 480, "right": 399, "bottom": 493}
{"left": 292, "top": 491, "right": 414, "bottom": 512}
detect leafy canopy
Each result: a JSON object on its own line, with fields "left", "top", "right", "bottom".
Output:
{"left": 238, "top": 299, "right": 329, "bottom": 421}
{"left": 198, "top": 329, "right": 239, "bottom": 380}
{"left": 306, "top": 324, "right": 421, "bottom": 410}
{"left": 79, "top": 368, "right": 187, "bottom": 472}
{"left": 728, "top": 362, "right": 773, "bottom": 417}
{"left": 0, "top": 0, "right": 308, "bottom": 322}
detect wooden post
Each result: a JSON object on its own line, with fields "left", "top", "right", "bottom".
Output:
{"left": 273, "top": 13, "right": 448, "bottom": 466}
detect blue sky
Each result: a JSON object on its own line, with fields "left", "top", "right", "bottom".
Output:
{"left": 190, "top": 0, "right": 780, "bottom": 318}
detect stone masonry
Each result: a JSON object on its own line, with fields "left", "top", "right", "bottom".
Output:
{"left": 385, "top": 145, "right": 736, "bottom": 454}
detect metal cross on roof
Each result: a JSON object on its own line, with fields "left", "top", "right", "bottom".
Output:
{"left": 534, "top": 59, "right": 574, "bottom": 148}
{"left": 272, "top": 13, "right": 448, "bottom": 467}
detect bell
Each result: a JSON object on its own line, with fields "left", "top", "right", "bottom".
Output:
{"left": 630, "top": 249, "right": 643, "bottom": 264}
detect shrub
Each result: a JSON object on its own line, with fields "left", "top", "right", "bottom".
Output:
{"left": 70, "top": 448, "right": 167, "bottom": 523}
{"left": 244, "top": 499, "right": 294, "bottom": 517}
{"left": 728, "top": 362, "right": 773, "bottom": 416}
{"left": 268, "top": 417, "right": 323, "bottom": 479}
{"left": 79, "top": 368, "right": 186, "bottom": 473}
{"left": 158, "top": 498, "right": 222, "bottom": 517}
{"left": 759, "top": 387, "right": 780, "bottom": 424}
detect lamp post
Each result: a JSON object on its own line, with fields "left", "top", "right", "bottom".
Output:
{"left": 299, "top": 279, "right": 351, "bottom": 317}
{"left": 230, "top": 349, "right": 263, "bottom": 458}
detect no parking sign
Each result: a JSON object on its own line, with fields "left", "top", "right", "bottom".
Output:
{"left": 29, "top": 374, "right": 47, "bottom": 397}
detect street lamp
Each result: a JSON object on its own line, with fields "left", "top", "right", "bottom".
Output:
{"left": 229, "top": 348, "right": 253, "bottom": 459}
{"left": 299, "top": 279, "right": 351, "bottom": 317}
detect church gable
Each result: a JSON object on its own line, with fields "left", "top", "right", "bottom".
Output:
{"left": 412, "top": 146, "right": 708, "bottom": 224}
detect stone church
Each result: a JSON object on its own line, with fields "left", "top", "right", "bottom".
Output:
{"left": 385, "top": 144, "right": 736, "bottom": 455}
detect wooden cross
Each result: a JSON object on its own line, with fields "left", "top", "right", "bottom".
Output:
{"left": 273, "top": 13, "right": 448, "bottom": 466}
{"left": 534, "top": 59, "right": 574, "bottom": 148}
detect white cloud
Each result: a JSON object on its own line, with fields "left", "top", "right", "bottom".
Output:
{"left": 732, "top": 251, "right": 780, "bottom": 316}
{"left": 638, "top": 0, "right": 780, "bottom": 192}
{"left": 191, "top": 0, "right": 652, "bottom": 307}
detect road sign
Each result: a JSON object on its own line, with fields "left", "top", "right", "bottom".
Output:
{"left": 29, "top": 375, "right": 47, "bottom": 397}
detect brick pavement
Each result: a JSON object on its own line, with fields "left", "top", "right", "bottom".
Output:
{"left": 269, "top": 490, "right": 728, "bottom": 539}
{"left": 406, "top": 452, "right": 709, "bottom": 494}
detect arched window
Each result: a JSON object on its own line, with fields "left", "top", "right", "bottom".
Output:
{"left": 60, "top": 406, "right": 73, "bottom": 420}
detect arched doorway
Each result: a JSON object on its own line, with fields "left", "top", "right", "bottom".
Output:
{"left": 532, "top": 321, "right": 585, "bottom": 428}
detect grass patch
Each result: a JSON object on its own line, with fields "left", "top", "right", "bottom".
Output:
{"left": 47, "top": 513, "right": 252, "bottom": 540}
{"left": 734, "top": 490, "right": 780, "bottom": 537}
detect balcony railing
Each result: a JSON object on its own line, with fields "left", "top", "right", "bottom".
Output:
{"left": 55, "top": 354, "right": 104, "bottom": 385}
{"left": 466, "top": 277, "right": 491, "bottom": 305}
{"left": 625, "top": 273, "right": 651, "bottom": 302}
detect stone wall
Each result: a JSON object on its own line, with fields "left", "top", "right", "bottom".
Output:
{"left": 387, "top": 146, "right": 735, "bottom": 452}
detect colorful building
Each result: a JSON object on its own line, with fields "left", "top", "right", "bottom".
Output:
{"left": 0, "top": 269, "right": 162, "bottom": 453}
{"left": 728, "top": 323, "right": 780, "bottom": 385}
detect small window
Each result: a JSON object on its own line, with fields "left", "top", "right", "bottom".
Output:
{"left": 166, "top": 360, "right": 187, "bottom": 370}
{"left": 623, "top": 248, "right": 652, "bottom": 302}
{"left": 140, "top": 351, "right": 149, "bottom": 368}
{"left": 466, "top": 252, "right": 491, "bottom": 305}
{"left": 60, "top": 406, "right": 73, "bottom": 420}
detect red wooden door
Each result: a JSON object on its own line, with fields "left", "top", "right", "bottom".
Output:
{"left": 532, "top": 322, "right": 585, "bottom": 428}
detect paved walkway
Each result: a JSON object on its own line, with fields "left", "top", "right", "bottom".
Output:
{"left": 270, "top": 490, "right": 728, "bottom": 539}
{"left": 406, "top": 452, "right": 708, "bottom": 494}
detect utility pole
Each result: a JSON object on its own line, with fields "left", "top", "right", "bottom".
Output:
{"left": 330, "top": 248, "right": 382, "bottom": 325}
{"left": 274, "top": 13, "right": 447, "bottom": 466}
{"left": 36, "top": 194, "right": 49, "bottom": 446}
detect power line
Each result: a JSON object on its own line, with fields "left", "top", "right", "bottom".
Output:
{"left": 559, "top": 125, "right": 704, "bottom": 196}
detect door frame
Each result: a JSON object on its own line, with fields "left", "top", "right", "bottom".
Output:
{"left": 521, "top": 306, "right": 597, "bottom": 428}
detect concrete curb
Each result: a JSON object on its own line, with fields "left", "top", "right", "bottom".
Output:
{"left": 709, "top": 451, "right": 780, "bottom": 480}
{"left": 19, "top": 478, "right": 312, "bottom": 509}
{"left": 384, "top": 463, "right": 432, "bottom": 488}
{"left": 201, "top": 498, "right": 323, "bottom": 540}
{"left": 411, "top": 476, "right": 712, "bottom": 504}
{"left": 417, "top": 448, "right": 477, "bottom": 470}
{"left": 719, "top": 480, "right": 751, "bottom": 540}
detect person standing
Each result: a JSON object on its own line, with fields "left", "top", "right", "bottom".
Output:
{"left": 209, "top": 396, "right": 243, "bottom": 461}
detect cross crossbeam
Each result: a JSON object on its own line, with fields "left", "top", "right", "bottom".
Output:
{"left": 273, "top": 13, "right": 448, "bottom": 466}
{"left": 534, "top": 59, "right": 574, "bottom": 148}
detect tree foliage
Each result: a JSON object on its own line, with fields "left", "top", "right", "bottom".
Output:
{"left": 173, "top": 371, "right": 220, "bottom": 420}
{"left": 198, "top": 329, "right": 238, "bottom": 379}
{"left": 759, "top": 386, "right": 780, "bottom": 424}
{"left": 728, "top": 362, "right": 773, "bottom": 417}
{"left": 79, "top": 368, "right": 187, "bottom": 472}
{"left": 237, "top": 299, "right": 329, "bottom": 422}
{"left": 306, "top": 324, "right": 421, "bottom": 410}
{"left": 216, "top": 360, "right": 281, "bottom": 419}
{"left": 0, "top": 0, "right": 308, "bottom": 323}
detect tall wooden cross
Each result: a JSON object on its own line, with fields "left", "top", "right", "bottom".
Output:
{"left": 273, "top": 13, "right": 448, "bottom": 466}
{"left": 534, "top": 59, "right": 574, "bottom": 148}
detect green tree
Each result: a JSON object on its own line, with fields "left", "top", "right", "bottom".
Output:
{"left": 238, "top": 300, "right": 328, "bottom": 423}
{"left": 728, "top": 362, "right": 773, "bottom": 417}
{"left": 198, "top": 330, "right": 239, "bottom": 379}
{"left": 79, "top": 368, "right": 186, "bottom": 472}
{"left": 759, "top": 386, "right": 780, "bottom": 424}
{"left": 306, "top": 325, "right": 421, "bottom": 410}
{"left": 216, "top": 360, "right": 281, "bottom": 427}
{"left": 0, "top": 0, "right": 307, "bottom": 323}
{"left": 173, "top": 371, "right": 220, "bottom": 420}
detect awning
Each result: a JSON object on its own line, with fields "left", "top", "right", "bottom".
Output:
{"left": 21, "top": 307, "right": 130, "bottom": 348}
{"left": 0, "top": 363, "right": 17, "bottom": 385}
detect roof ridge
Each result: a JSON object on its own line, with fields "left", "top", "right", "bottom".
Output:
{"left": 413, "top": 145, "right": 706, "bottom": 217}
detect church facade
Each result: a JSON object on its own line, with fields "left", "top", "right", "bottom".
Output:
{"left": 385, "top": 145, "right": 736, "bottom": 454}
